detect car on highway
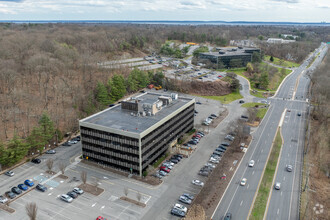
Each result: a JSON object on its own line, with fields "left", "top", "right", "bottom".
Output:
{"left": 45, "top": 149, "right": 56, "bottom": 154}
{"left": 24, "top": 179, "right": 34, "bottom": 187}
{"left": 5, "top": 191, "right": 16, "bottom": 199}
{"left": 274, "top": 182, "right": 281, "bottom": 190}
{"left": 192, "top": 179, "right": 204, "bottom": 186}
{"left": 67, "top": 191, "right": 78, "bottom": 199}
{"left": 60, "top": 194, "right": 73, "bottom": 203}
{"left": 240, "top": 178, "right": 247, "bottom": 186}
{"left": 18, "top": 184, "right": 28, "bottom": 191}
{"left": 179, "top": 195, "right": 192, "bottom": 204}
{"left": 0, "top": 195, "right": 8, "bottom": 203}
{"left": 174, "top": 203, "right": 187, "bottom": 213}
{"left": 182, "top": 193, "right": 194, "bottom": 200}
{"left": 73, "top": 188, "right": 84, "bottom": 195}
{"left": 36, "top": 184, "right": 47, "bottom": 192}
{"left": 31, "top": 158, "right": 41, "bottom": 164}
{"left": 96, "top": 217, "right": 108, "bottom": 220}
{"left": 171, "top": 207, "right": 186, "bottom": 217}
{"left": 11, "top": 187, "right": 22, "bottom": 195}
{"left": 248, "top": 160, "right": 255, "bottom": 167}
{"left": 297, "top": 113, "right": 302, "bottom": 116}
{"left": 5, "top": 170, "right": 14, "bottom": 177}
{"left": 224, "top": 212, "right": 232, "bottom": 220}
{"left": 286, "top": 165, "right": 293, "bottom": 172}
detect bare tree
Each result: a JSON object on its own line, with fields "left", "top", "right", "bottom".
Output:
{"left": 136, "top": 191, "right": 142, "bottom": 202}
{"left": 247, "top": 107, "right": 258, "bottom": 123}
{"left": 58, "top": 161, "right": 67, "bottom": 175}
{"left": 81, "top": 171, "right": 87, "bottom": 185}
{"left": 124, "top": 187, "right": 129, "bottom": 197}
{"left": 46, "top": 158, "right": 54, "bottom": 173}
{"left": 185, "top": 204, "right": 206, "bottom": 220}
{"left": 92, "top": 177, "right": 100, "bottom": 192}
{"left": 25, "top": 202, "right": 37, "bottom": 220}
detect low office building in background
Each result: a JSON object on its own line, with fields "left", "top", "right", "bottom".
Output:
{"left": 199, "top": 47, "right": 260, "bottom": 68}
{"left": 79, "top": 92, "right": 195, "bottom": 176}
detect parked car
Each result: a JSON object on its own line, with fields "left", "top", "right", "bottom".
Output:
{"left": 182, "top": 193, "right": 194, "bottom": 200}
{"left": 183, "top": 143, "right": 192, "bottom": 147}
{"left": 286, "top": 165, "right": 293, "bottom": 172}
{"left": 174, "top": 203, "right": 187, "bottom": 213}
{"left": 5, "top": 191, "right": 16, "bottom": 199}
{"left": 31, "top": 158, "right": 41, "bottom": 164}
{"left": 18, "top": 184, "right": 28, "bottom": 191}
{"left": 213, "top": 150, "right": 224, "bottom": 156}
{"left": 159, "top": 170, "right": 167, "bottom": 176}
{"left": 221, "top": 142, "right": 230, "bottom": 147}
{"left": 36, "top": 184, "right": 47, "bottom": 192}
{"left": 62, "top": 142, "right": 72, "bottom": 146}
{"left": 211, "top": 114, "right": 218, "bottom": 118}
{"left": 197, "top": 131, "right": 205, "bottom": 136}
{"left": 192, "top": 179, "right": 204, "bottom": 186}
{"left": 209, "top": 158, "right": 220, "bottom": 164}
{"left": 179, "top": 195, "right": 192, "bottom": 204}
{"left": 5, "top": 170, "right": 14, "bottom": 177}
{"left": 274, "top": 182, "right": 281, "bottom": 190}
{"left": 11, "top": 187, "right": 22, "bottom": 195}
{"left": 248, "top": 160, "right": 255, "bottom": 167}
{"left": 45, "top": 149, "right": 56, "bottom": 154}
{"left": 196, "top": 102, "right": 202, "bottom": 105}
{"left": 171, "top": 208, "right": 186, "bottom": 217}
{"left": 24, "top": 179, "right": 34, "bottom": 187}
{"left": 240, "top": 178, "right": 247, "bottom": 186}
{"left": 96, "top": 217, "right": 107, "bottom": 220}
{"left": 205, "top": 163, "right": 216, "bottom": 169}
{"left": 218, "top": 146, "right": 227, "bottom": 151}
{"left": 69, "top": 140, "right": 78, "bottom": 144}
{"left": 225, "top": 135, "right": 234, "bottom": 141}
{"left": 61, "top": 194, "right": 73, "bottom": 203}
{"left": 67, "top": 191, "right": 78, "bottom": 199}
{"left": 239, "top": 100, "right": 245, "bottom": 104}
{"left": 170, "top": 158, "right": 179, "bottom": 164}
{"left": 160, "top": 166, "right": 170, "bottom": 173}
{"left": 0, "top": 195, "right": 8, "bottom": 203}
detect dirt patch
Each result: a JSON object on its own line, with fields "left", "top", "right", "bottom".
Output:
{"left": 120, "top": 196, "right": 146, "bottom": 208}
{"left": 81, "top": 160, "right": 162, "bottom": 186}
{"left": 77, "top": 183, "right": 104, "bottom": 196}
{"left": 190, "top": 135, "right": 251, "bottom": 219}
{"left": 56, "top": 174, "right": 69, "bottom": 180}
{"left": 0, "top": 203, "right": 15, "bottom": 213}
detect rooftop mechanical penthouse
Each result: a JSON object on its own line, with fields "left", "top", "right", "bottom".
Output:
{"left": 79, "top": 92, "right": 195, "bottom": 176}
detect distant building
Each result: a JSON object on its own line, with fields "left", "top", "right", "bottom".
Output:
{"left": 79, "top": 92, "right": 195, "bottom": 176}
{"left": 199, "top": 47, "right": 260, "bottom": 68}
{"left": 267, "top": 38, "right": 296, "bottom": 44}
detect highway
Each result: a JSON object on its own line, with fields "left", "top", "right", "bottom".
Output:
{"left": 212, "top": 43, "right": 328, "bottom": 220}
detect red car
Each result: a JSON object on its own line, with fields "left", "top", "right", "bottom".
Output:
{"left": 193, "top": 134, "right": 201, "bottom": 138}
{"left": 218, "top": 75, "right": 222, "bottom": 78}
{"left": 160, "top": 166, "right": 170, "bottom": 173}
{"left": 96, "top": 217, "right": 107, "bottom": 220}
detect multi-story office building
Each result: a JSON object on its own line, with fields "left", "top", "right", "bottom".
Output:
{"left": 199, "top": 47, "right": 261, "bottom": 68}
{"left": 79, "top": 92, "right": 195, "bottom": 176}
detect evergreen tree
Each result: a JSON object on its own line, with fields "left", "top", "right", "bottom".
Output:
{"left": 38, "top": 112, "right": 55, "bottom": 142}
{"left": 252, "top": 52, "right": 262, "bottom": 63}
{"left": 7, "top": 134, "right": 28, "bottom": 165}
{"left": 111, "top": 74, "right": 126, "bottom": 99}
{"left": 96, "top": 81, "right": 109, "bottom": 106}
{"left": 27, "top": 126, "right": 47, "bottom": 155}
{"left": 270, "top": 56, "right": 274, "bottom": 62}
{"left": 126, "top": 72, "right": 139, "bottom": 92}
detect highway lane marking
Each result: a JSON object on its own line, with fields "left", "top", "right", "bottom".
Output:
{"left": 252, "top": 171, "right": 255, "bottom": 175}
{"left": 281, "top": 192, "right": 283, "bottom": 196}
{"left": 240, "top": 200, "right": 243, "bottom": 206}
{"left": 277, "top": 208, "right": 280, "bottom": 215}
{"left": 283, "top": 176, "right": 286, "bottom": 181}
{"left": 92, "top": 202, "right": 97, "bottom": 207}
{"left": 261, "top": 149, "right": 263, "bottom": 153}
{"left": 247, "top": 184, "right": 249, "bottom": 189}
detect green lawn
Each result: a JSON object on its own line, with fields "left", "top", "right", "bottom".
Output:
{"left": 242, "top": 102, "right": 269, "bottom": 120}
{"left": 250, "top": 131, "right": 283, "bottom": 220}
{"left": 264, "top": 55, "right": 300, "bottom": 68}
{"left": 202, "top": 91, "right": 243, "bottom": 104}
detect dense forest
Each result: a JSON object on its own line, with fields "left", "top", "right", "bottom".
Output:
{"left": 0, "top": 23, "right": 328, "bottom": 146}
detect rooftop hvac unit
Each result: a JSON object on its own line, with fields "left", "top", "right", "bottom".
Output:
{"left": 142, "top": 111, "right": 146, "bottom": 117}
{"left": 148, "top": 112, "right": 152, "bottom": 116}
{"left": 130, "top": 112, "right": 135, "bottom": 116}
{"left": 171, "top": 93, "right": 178, "bottom": 100}
{"left": 136, "top": 112, "right": 140, "bottom": 117}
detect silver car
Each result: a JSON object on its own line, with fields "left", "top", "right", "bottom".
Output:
{"left": 60, "top": 194, "right": 73, "bottom": 203}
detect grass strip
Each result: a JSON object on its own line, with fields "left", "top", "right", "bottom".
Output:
{"left": 264, "top": 55, "right": 300, "bottom": 68}
{"left": 250, "top": 130, "right": 283, "bottom": 220}
{"left": 202, "top": 91, "right": 243, "bottom": 104}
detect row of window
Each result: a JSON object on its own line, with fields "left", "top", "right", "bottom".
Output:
{"left": 83, "top": 150, "right": 139, "bottom": 167}
{"left": 82, "top": 135, "right": 139, "bottom": 152}
{"left": 141, "top": 104, "right": 194, "bottom": 147}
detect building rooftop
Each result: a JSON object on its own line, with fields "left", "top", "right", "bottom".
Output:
{"left": 201, "top": 47, "right": 259, "bottom": 57}
{"left": 80, "top": 92, "right": 194, "bottom": 135}
{"left": 201, "top": 51, "right": 250, "bottom": 57}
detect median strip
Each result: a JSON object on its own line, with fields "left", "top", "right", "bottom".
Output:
{"left": 249, "top": 128, "right": 283, "bottom": 220}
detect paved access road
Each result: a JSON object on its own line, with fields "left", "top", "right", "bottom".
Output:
{"left": 266, "top": 43, "right": 328, "bottom": 220}
{"left": 212, "top": 43, "right": 328, "bottom": 220}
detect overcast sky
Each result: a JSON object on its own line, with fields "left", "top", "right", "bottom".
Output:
{"left": 0, "top": 0, "right": 329, "bottom": 22}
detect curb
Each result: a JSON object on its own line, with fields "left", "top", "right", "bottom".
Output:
{"left": 274, "top": 69, "right": 294, "bottom": 97}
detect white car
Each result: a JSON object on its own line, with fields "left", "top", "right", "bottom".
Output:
{"left": 240, "top": 178, "right": 247, "bottom": 186}
{"left": 205, "top": 163, "right": 216, "bottom": 168}
{"left": 209, "top": 158, "right": 220, "bottom": 164}
{"left": 192, "top": 179, "right": 204, "bottom": 186}
{"left": 60, "top": 194, "right": 73, "bottom": 203}
{"left": 248, "top": 160, "right": 255, "bottom": 167}
{"left": 73, "top": 187, "right": 84, "bottom": 195}
{"left": 174, "top": 203, "right": 187, "bottom": 213}
{"left": 274, "top": 182, "right": 281, "bottom": 190}
{"left": 0, "top": 195, "right": 8, "bottom": 203}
